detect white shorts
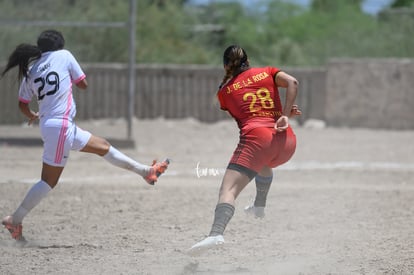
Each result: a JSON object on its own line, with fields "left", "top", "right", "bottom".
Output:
{"left": 40, "top": 119, "right": 92, "bottom": 167}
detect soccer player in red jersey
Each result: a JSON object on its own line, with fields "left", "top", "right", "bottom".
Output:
{"left": 189, "top": 45, "right": 301, "bottom": 255}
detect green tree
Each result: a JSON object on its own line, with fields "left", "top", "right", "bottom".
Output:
{"left": 1, "top": 0, "right": 414, "bottom": 66}
{"left": 391, "top": 0, "right": 414, "bottom": 8}
{"left": 311, "top": 0, "right": 363, "bottom": 12}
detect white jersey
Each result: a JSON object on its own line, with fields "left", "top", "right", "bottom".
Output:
{"left": 18, "top": 49, "right": 85, "bottom": 122}
{"left": 18, "top": 49, "right": 90, "bottom": 167}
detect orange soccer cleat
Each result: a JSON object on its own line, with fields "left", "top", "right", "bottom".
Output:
{"left": 2, "top": 215, "right": 25, "bottom": 241}
{"left": 144, "top": 159, "right": 170, "bottom": 185}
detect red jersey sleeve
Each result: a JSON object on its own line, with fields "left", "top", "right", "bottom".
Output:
{"left": 217, "top": 90, "right": 227, "bottom": 110}
{"left": 268, "top": 66, "right": 281, "bottom": 80}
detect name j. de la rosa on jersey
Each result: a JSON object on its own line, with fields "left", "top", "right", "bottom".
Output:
{"left": 225, "top": 71, "right": 270, "bottom": 94}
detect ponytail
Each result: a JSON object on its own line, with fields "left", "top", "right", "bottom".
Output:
{"left": 2, "top": 44, "right": 42, "bottom": 81}
{"left": 218, "top": 70, "right": 233, "bottom": 89}
{"left": 2, "top": 30, "right": 64, "bottom": 81}
{"left": 218, "top": 45, "right": 250, "bottom": 90}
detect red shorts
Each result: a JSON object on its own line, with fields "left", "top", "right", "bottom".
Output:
{"left": 228, "top": 126, "right": 296, "bottom": 178}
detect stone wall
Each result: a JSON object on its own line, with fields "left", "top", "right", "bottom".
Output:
{"left": 0, "top": 63, "right": 325, "bottom": 125}
{"left": 325, "top": 59, "right": 414, "bottom": 129}
{"left": 1, "top": 59, "right": 413, "bottom": 129}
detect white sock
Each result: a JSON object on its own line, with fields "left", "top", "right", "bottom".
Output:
{"left": 103, "top": 146, "right": 149, "bottom": 177}
{"left": 13, "top": 180, "right": 52, "bottom": 224}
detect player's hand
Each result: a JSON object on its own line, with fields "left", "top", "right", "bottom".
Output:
{"left": 28, "top": 113, "right": 39, "bottom": 125}
{"left": 289, "top": 105, "right": 302, "bottom": 118}
{"left": 275, "top": 115, "right": 289, "bottom": 132}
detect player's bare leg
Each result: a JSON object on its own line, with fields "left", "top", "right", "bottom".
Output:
{"left": 189, "top": 169, "right": 250, "bottom": 255}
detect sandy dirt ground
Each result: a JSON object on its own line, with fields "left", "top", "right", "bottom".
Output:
{"left": 0, "top": 118, "right": 413, "bottom": 275}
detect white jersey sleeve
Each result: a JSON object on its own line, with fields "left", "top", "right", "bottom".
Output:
{"left": 18, "top": 78, "right": 35, "bottom": 103}
{"left": 67, "top": 50, "right": 86, "bottom": 84}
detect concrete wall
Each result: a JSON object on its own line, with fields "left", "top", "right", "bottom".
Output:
{"left": 1, "top": 59, "right": 413, "bottom": 129}
{"left": 325, "top": 58, "right": 414, "bottom": 130}
{"left": 0, "top": 63, "right": 325, "bottom": 125}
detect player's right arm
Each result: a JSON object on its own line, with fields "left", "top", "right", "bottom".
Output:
{"left": 18, "top": 101, "right": 39, "bottom": 125}
{"left": 18, "top": 78, "right": 38, "bottom": 125}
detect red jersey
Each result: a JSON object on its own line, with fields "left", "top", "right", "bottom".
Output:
{"left": 217, "top": 67, "right": 283, "bottom": 134}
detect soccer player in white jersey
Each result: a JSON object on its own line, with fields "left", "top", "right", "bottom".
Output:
{"left": 1, "top": 30, "right": 169, "bottom": 241}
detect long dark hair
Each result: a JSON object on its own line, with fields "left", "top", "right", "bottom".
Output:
{"left": 1, "top": 29, "right": 65, "bottom": 81}
{"left": 219, "top": 45, "right": 250, "bottom": 89}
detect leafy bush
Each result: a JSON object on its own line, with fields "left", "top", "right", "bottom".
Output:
{"left": 0, "top": 0, "right": 412, "bottom": 66}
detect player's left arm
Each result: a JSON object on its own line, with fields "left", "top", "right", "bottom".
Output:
{"left": 67, "top": 50, "right": 88, "bottom": 90}
{"left": 289, "top": 104, "right": 302, "bottom": 118}
{"left": 274, "top": 71, "right": 299, "bottom": 131}
{"left": 75, "top": 78, "right": 88, "bottom": 90}
{"left": 275, "top": 71, "right": 298, "bottom": 117}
